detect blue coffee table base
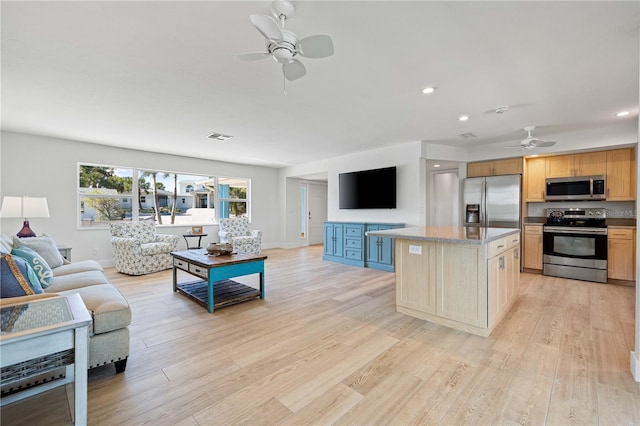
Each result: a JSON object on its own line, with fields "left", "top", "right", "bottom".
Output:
{"left": 172, "top": 252, "right": 265, "bottom": 313}
{"left": 176, "top": 279, "right": 261, "bottom": 310}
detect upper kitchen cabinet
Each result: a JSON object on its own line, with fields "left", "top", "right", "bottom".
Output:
{"left": 524, "top": 157, "right": 546, "bottom": 202}
{"left": 606, "top": 148, "right": 636, "bottom": 201}
{"left": 467, "top": 157, "right": 523, "bottom": 177}
{"left": 545, "top": 152, "right": 606, "bottom": 178}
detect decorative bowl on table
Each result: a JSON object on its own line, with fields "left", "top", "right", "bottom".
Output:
{"left": 206, "top": 243, "right": 233, "bottom": 256}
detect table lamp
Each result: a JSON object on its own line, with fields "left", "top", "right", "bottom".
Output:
{"left": 0, "top": 196, "right": 50, "bottom": 238}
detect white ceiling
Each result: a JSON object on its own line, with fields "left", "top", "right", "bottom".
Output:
{"left": 2, "top": 1, "right": 639, "bottom": 168}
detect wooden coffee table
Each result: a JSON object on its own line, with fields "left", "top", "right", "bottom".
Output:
{"left": 171, "top": 250, "right": 267, "bottom": 313}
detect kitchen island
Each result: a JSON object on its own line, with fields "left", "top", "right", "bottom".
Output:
{"left": 366, "top": 226, "right": 521, "bottom": 337}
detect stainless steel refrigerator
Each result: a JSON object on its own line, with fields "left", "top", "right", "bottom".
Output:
{"left": 463, "top": 174, "right": 521, "bottom": 228}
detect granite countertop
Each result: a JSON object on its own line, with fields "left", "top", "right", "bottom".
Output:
{"left": 524, "top": 217, "right": 546, "bottom": 224}
{"left": 606, "top": 218, "right": 636, "bottom": 228}
{"left": 366, "top": 226, "right": 520, "bottom": 245}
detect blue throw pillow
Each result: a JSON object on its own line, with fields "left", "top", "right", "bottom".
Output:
{"left": 1, "top": 254, "right": 44, "bottom": 298}
{"left": 11, "top": 246, "right": 53, "bottom": 289}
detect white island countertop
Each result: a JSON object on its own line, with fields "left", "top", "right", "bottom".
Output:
{"left": 366, "top": 226, "right": 520, "bottom": 245}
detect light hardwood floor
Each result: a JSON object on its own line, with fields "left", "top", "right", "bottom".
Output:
{"left": 3, "top": 245, "right": 639, "bottom": 425}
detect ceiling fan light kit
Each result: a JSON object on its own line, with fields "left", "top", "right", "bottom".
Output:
{"left": 235, "top": 0, "right": 334, "bottom": 83}
{"left": 505, "top": 125, "right": 557, "bottom": 150}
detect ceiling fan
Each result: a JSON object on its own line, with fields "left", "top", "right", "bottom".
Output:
{"left": 234, "top": 0, "right": 334, "bottom": 82}
{"left": 505, "top": 126, "right": 557, "bottom": 150}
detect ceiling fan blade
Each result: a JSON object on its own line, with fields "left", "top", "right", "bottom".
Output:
{"left": 234, "top": 52, "right": 271, "bottom": 61}
{"left": 298, "top": 35, "right": 334, "bottom": 58}
{"left": 534, "top": 140, "right": 556, "bottom": 147}
{"left": 249, "top": 14, "right": 283, "bottom": 42}
{"left": 283, "top": 59, "right": 307, "bottom": 81}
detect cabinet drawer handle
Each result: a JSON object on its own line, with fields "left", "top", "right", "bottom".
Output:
{"left": 497, "top": 244, "right": 505, "bottom": 249}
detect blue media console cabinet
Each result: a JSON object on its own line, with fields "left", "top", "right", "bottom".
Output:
{"left": 322, "top": 222, "right": 404, "bottom": 272}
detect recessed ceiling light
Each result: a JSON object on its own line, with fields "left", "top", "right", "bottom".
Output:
{"left": 207, "top": 132, "right": 233, "bottom": 141}
{"left": 616, "top": 111, "right": 630, "bottom": 117}
{"left": 433, "top": 164, "right": 441, "bottom": 168}
{"left": 529, "top": 154, "right": 539, "bottom": 158}
{"left": 422, "top": 86, "right": 435, "bottom": 94}
{"left": 458, "top": 115, "right": 469, "bottom": 122}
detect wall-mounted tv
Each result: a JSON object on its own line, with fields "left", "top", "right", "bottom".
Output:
{"left": 339, "top": 166, "right": 396, "bottom": 209}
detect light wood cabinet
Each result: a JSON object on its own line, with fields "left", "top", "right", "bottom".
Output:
{"left": 545, "top": 152, "right": 606, "bottom": 178}
{"left": 467, "top": 157, "right": 523, "bottom": 177}
{"left": 524, "top": 157, "right": 546, "bottom": 201}
{"left": 523, "top": 225, "right": 543, "bottom": 270}
{"left": 608, "top": 227, "right": 636, "bottom": 281}
{"left": 606, "top": 148, "right": 636, "bottom": 201}
{"left": 467, "top": 161, "right": 494, "bottom": 178}
{"left": 436, "top": 243, "right": 485, "bottom": 327}
{"left": 395, "top": 232, "right": 520, "bottom": 337}
{"left": 487, "top": 235, "right": 520, "bottom": 327}
{"left": 396, "top": 240, "right": 436, "bottom": 315}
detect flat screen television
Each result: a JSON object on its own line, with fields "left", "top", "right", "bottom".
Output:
{"left": 339, "top": 166, "right": 396, "bottom": 209}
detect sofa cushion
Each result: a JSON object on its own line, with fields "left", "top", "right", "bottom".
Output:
{"left": 58, "top": 284, "right": 131, "bottom": 335}
{"left": 1, "top": 254, "right": 44, "bottom": 297}
{"left": 52, "top": 260, "right": 104, "bottom": 277}
{"left": 46, "top": 270, "right": 110, "bottom": 293}
{"left": 11, "top": 246, "right": 53, "bottom": 289}
{"left": 12, "top": 235, "right": 64, "bottom": 268}
{"left": 0, "top": 235, "right": 12, "bottom": 253}
{"left": 140, "top": 241, "right": 173, "bottom": 256}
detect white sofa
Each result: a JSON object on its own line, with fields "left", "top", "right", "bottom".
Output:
{"left": 1, "top": 237, "right": 131, "bottom": 396}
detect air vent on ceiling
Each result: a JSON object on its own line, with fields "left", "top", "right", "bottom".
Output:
{"left": 458, "top": 132, "right": 476, "bottom": 139}
{"left": 207, "top": 132, "right": 233, "bottom": 141}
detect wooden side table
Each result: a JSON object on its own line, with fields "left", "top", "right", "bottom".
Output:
{"left": 182, "top": 234, "right": 207, "bottom": 250}
{"left": 0, "top": 293, "right": 91, "bottom": 425}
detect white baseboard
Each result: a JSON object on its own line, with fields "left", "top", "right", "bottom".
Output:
{"left": 98, "top": 259, "right": 115, "bottom": 268}
{"left": 631, "top": 351, "right": 640, "bottom": 382}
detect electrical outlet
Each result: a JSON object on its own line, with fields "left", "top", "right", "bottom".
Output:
{"left": 92, "top": 248, "right": 98, "bottom": 256}
{"left": 408, "top": 245, "right": 422, "bottom": 255}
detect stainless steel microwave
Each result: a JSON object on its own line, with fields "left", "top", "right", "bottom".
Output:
{"left": 545, "top": 175, "right": 606, "bottom": 201}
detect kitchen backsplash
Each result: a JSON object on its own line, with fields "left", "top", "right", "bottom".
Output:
{"left": 527, "top": 201, "right": 636, "bottom": 218}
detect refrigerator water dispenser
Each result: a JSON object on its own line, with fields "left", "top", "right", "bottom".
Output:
{"left": 466, "top": 204, "right": 480, "bottom": 224}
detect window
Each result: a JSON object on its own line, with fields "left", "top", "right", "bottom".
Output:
{"left": 218, "top": 177, "right": 249, "bottom": 218}
{"left": 78, "top": 163, "right": 251, "bottom": 228}
{"left": 78, "top": 165, "right": 133, "bottom": 226}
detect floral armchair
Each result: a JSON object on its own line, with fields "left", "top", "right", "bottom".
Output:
{"left": 109, "top": 222, "right": 180, "bottom": 275}
{"left": 218, "top": 217, "right": 262, "bottom": 254}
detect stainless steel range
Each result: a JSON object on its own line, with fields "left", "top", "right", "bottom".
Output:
{"left": 543, "top": 208, "right": 608, "bottom": 283}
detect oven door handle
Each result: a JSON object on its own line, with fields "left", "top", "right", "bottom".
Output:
{"left": 543, "top": 226, "right": 607, "bottom": 235}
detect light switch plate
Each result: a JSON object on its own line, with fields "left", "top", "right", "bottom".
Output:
{"left": 408, "top": 245, "right": 422, "bottom": 255}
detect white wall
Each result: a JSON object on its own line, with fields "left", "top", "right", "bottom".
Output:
{"left": 280, "top": 141, "right": 423, "bottom": 243}
{"left": 0, "top": 131, "right": 280, "bottom": 265}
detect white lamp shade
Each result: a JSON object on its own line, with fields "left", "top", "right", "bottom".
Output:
{"left": 0, "top": 196, "right": 50, "bottom": 218}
